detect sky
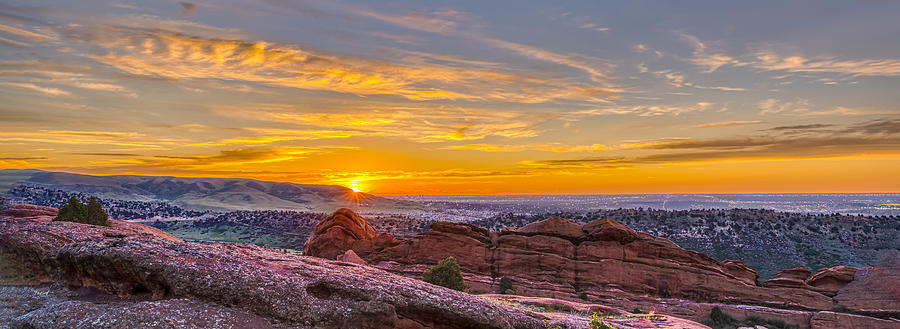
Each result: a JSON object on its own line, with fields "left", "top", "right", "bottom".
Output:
{"left": 1, "top": 0, "right": 899, "bottom": 195}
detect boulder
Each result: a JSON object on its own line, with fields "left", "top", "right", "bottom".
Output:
{"left": 517, "top": 217, "right": 584, "bottom": 241}
{"left": 302, "top": 208, "right": 377, "bottom": 259}
{"left": 763, "top": 267, "right": 812, "bottom": 289}
{"left": 581, "top": 218, "right": 638, "bottom": 243}
{"left": 337, "top": 249, "right": 368, "bottom": 265}
{"left": 806, "top": 266, "right": 857, "bottom": 297}
{"left": 722, "top": 260, "right": 760, "bottom": 286}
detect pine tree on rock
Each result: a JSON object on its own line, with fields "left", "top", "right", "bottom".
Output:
{"left": 85, "top": 196, "right": 110, "bottom": 226}
{"left": 53, "top": 195, "right": 109, "bottom": 226}
{"left": 54, "top": 196, "right": 86, "bottom": 223}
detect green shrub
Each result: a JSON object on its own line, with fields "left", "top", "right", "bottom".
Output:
{"left": 707, "top": 306, "right": 732, "bottom": 327}
{"left": 422, "top": 256, "right": 466, "bottom": 292}
{"left": 589, "top": 313, "right": 616, "bottom": 329}
{"left": 705, "top": 306, "right": 798, "bottom": 329}
{"left": 54, "top": 196, "right": 109, "bottom": 226}
{"left": 499, "top": 276, "right": 513, "bottom": 294}
{"left": 542, "top": 319, "right": 565, "bottom": 329}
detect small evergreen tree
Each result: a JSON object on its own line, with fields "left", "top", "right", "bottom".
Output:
{"left": 422, "top": 256, "right": 466, "bottom": 292}
{"left": 85, "top": 196, "right": 109, "bottom": 226}
{"left": 53, "top": 196, "right": 109, "bottom": 226}
{"left": 498, "top": 276, "right": 513, "bottom": 294}
{"left": 55, "top": 196, "right": 86, "bottom": 223}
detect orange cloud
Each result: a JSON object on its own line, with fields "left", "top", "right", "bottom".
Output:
{"left": 443, "top": 143, "right": 609, "bottom": 152}
{"left": 215, "top": 103, "right": 550, "bottom": 142}
{"left": 65, "top": 25, "right": 616, "bottom": 103}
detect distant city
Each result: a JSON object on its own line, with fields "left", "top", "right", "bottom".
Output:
{"left": 391, "top": 194, "right": 900, "bottom": 221}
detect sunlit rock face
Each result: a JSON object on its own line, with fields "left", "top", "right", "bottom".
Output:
{"left": 304, "top": 208, "right": 900, "bottom": 329}
{"left": 0, "top": 206, "right": 556, "bottom": 329}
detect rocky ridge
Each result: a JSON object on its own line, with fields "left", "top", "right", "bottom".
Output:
{"left": 304, "top": 208, "right": 900, "bottom": 329}
{"left": 0, "top": 203, "right": 706, "bottom": 329}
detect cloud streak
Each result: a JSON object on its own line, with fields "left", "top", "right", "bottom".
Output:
{"left": 214, "top": 103, "right": 552, "bottom": 142}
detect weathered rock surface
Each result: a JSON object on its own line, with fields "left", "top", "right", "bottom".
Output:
{"left": 806, "top": 266, "right": 857, "bottom": 297}
{"left": 834, "top": 259, "right": 900, "bottom": 315}
{"left": 301, "top": 207, "right": 378, "bottom": 260}
{"left": 1, "top": 203, "right": 57, "bottom": 217}
{"left": 480, "top": 294, "right": 710, "bottom": 329}
{"left": 304, "top": 209, "right": 900, "bottom": 329}
{"left": 810, "top": 311, "right": 900, "bottom": 329}
{"left": 1, "top": 211, "right": 562, "bottom": 329}
{"left": 2, "top": 285, "right": 282, "bottom": 329}
{"left": 721, "top": 260, "right": 759, "bottom": 286}
{"left": 763, "top": 267, "right": 812, "bottom": 289}
{"left": 338, "top": 249, "right": 369, "bottom": 265}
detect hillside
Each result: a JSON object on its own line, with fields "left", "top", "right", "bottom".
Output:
{"left": 0, "top": 169, "right": 417, "bottom": 212}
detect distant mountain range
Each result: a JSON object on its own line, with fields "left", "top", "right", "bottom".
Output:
{"left": 0, "top": 169, "right": 416, "bottom": 212}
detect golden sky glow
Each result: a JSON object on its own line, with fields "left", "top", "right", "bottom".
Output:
{"left": 1, "top": 1, "right": 899, "bottom": 194}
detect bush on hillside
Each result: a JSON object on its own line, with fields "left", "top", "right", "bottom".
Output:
{"left": 54, "top": 196, "right": 110, "bottom": 226}
{"left": 705, "top": 306, "right": 798, "bottom": 329}
{"left": 499, "top": 276, "right": 513, "bottom": 294}
{"left": 422, "top": 256, "right": 466, "bottom": 292}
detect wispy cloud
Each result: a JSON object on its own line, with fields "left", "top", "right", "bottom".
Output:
{"left": 193, "top": 129, "right": 366, "bottom": 146}
{"left": 0, "top": 23, "right": 55, "bottom": 41}
{"left": 751, "top": 50, "right": 900, "bottom": 77}
{"left": 214, "top": 103, "right": 552, "bottom": 142}
{"left": 696, "top": 121, "right": 763, "bottom": 128}
{"left": 525, "top": 117, "right": 900, "bottom": 168}
{"left": 442, "top": 143, "right": 608, "bottom": 152}
{"left": 573, "top": 102, "right": 717, "bottom": 117}
{"left": 0, "top": 82, "right": 69, "bottom": 96}
{"left": 0, "top": 130, "right": 180, "bottom": 149}
{"left": 335, "top": 4, "right": 616, "bottom": 84}
{"left": 678, "top": 32, "right": 900, "bottom": 78}
{"left": 60, "top": 24, "right": 615, "bottom": 103}
{"left": 674, "top": 31, "right": 740, "bottom": 73}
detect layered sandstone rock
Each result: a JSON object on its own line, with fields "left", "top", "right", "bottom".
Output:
{"left": 1, "top": 203, "right": 57, "bottom": 217}
{"left": 1, "top": 212, "right": 555, "bottom": 329}
{"left": 304, "top": 209, "right": 900, "bottom": 329}
{"left": 810, "top": 311, "right": 900, "bottom": 329}
{"left": 305, "top": 211, "right": 832, "bottom": 311}
{"left": 834, "top": 259, "right": 900, "bottom": 315}
{"left": 301, "top": 207, "right": 377, "bottom": 259}
{"left": 806, "top": 266, "right": 857, "bottom": 297}
{"left": 338, "top": 249, "right": 368, "bottom": 265}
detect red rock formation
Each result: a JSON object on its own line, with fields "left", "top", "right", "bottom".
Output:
{"left": 806, "top": 266, "right": 857, "bottom": 297}
{"left": 303, "top": 210, "right": 900, "bottom": 329}
{"left": 306, "top": 213, "right": 832, "bottom": 311}
{"left": 1, "top": 203, "right": 57, "bottom": 217}
{"left": 721, "top": 259, "right": 759, "bottom": 286}
{"left": 810, "top": 311, "right": 900, "bottom": 329}
{"left": 834, "top": 260, "right": 900, "bottom": 316}
{"left": 763, "top": 267, "right": 813, "bottom": 289}
{"left": 337, "top": 249, "right": 368, "bottom": 265}
{"left": 302, "top": 207, "right": 378, "bottom": 259}
{"left": 1, "top": 209, "right": 557, "bottom": 329}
